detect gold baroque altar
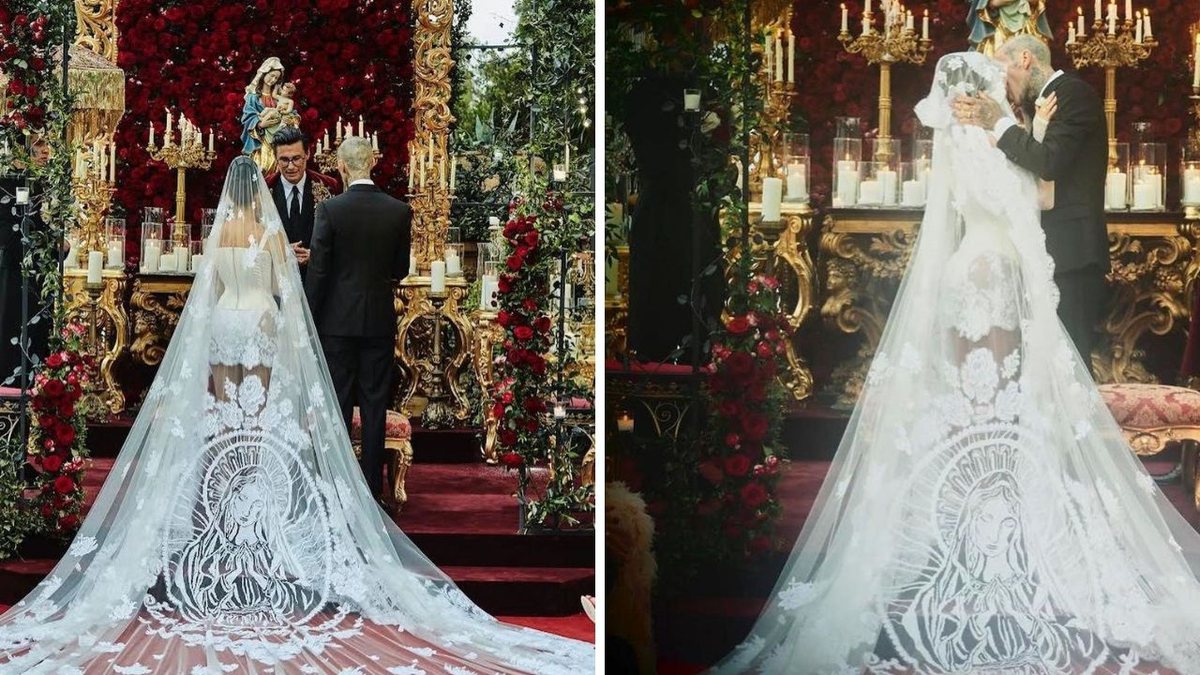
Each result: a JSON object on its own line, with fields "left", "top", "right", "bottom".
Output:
{"left": 820, "top": 208, "right": 1200, "bottom": 406}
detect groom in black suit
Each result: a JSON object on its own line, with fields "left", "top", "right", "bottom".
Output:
{"left": 305, "top": 136, "right": 411, "bottom": 501}
{"left": 955, "top": 34, "right": 1109, "bottom": 370}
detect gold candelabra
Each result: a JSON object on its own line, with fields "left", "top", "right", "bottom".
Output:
{"left": 838, "top": 3, "right": 932, "bottom": 159}
{"left": 146, "top": 110, "right": 215, "bottom": 246}
{"left": 70, "top": 171, "right": 115, "bottom": 264}
{"left": 751, "top": 12, "right": 797, "bottom": 196}
{"left": 313, "top": 118, "right": 382, "bottom": 175}
{"left": 1065, "top": 6, "right": 1156, "bottom": 162}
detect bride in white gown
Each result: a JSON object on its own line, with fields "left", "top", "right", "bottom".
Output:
{"left": 0, "top": 156, "right": 593, "bottom": 674}
{"left": 711, "top": 52, "right": 1200, "bottom": 674}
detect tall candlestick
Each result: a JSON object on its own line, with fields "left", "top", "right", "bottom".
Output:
{"left": 922, "top": 10, "right": 929, "bottom": 39}
{"left": 1143, "top": 8, "right": 1151, "bottom": 38}
{"left": 1077, "top": 7, "right": 1086, "bottom": 36}
{"left": 774, "top": 33, "right": 783, "bottom": 81}
{"left": 841, "top": 3, "right": 848, "bottom": 33}
{"left": 165, "top": 109, "right": 173, "bottom": 142}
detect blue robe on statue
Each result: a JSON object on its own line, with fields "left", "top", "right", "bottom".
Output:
{"left": 967, "top": 0, "right": 1052, "bottom": 52}
{"left": 240, "top": 92, "right": 277, "bottom": 172}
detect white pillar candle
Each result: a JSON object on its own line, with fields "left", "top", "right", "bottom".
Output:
{"left": 841, "top": 3, "right": 848, "bottom": 32}
{"left": 450, "top": 154, "right": 457, "bottom": 191}
{"left": 106, "top": 239, "right": 122, "bottom": 268}
{"left": 142, "top": 241, "right": 161, "bottom": 273}
{"left": 149, "top": 122, "right": 155, "bottom": 148}
{"left": 1144, "top": 8, "right": 1151, "bottom": 38}
{"left": 774, "top": 34, "right": 783, "bottom": 81}
{"left": 1136, "top": 12, "right": 1142, "bottom": 42}
{"left": 208, "top": 129, "right": 214, "bottom": 153}
{"left": 1094, "top": 0, "right": 1102, "bottom": 21}
{"left": 877, "top": 169, "right": 898, "bottom": 206}
{"left": 901, "top": 180, "right": 924, "bottom": 207}
{"left": 165, "top": 109, "right": 173, "bottom": 142}
{"left": 862, "top": 16, "right": 871, "bottom": 36}
{"left": 761, "top": 177, "right": 783, "bottom": 222}
{"left": 175, "top": 246, "right": 190, "bottom": 273}
{"left": 109, "top": 143, "right": 116, "bottom": 182}
{"left": 922, "top": 10, "right": 928, "bottom": 39}
{"left": 445, "top": 248, "right": 462, "bottom": 275}
{"left": 1193, "top": 34, "right": 1200, "bottom": 89}
{"left": 373, "top": 132, "right": 379, "bottom": 152}
{"left": 480, "top": 273, "right": 499, "bottom": 309}
{"left": 157, "top": 250, "right": 177, "bottom": 272}
{"left": 15, "top": 187, "right": 28, "bottom": 205}
{"left": 764, "top": 33, "right": 772, "bottom": 74}
{"left": 835, "top": 161, "right": 859, "bottom": 207}
{"left": 190, "top": 253, "right": 205, "bottom": 273}
{"left": 1068, "top": 22, "right": 1076, "bottom": 44}
{"left": 1125, "top": 0, "right": 1132, "bottom": 21}
{"left": 1105, "top": 171, "right": 1128, "bottom": 209}
{"left": 86, "top": 251, "right": 103, "bottom": 285}
{"left": 1108, "top": 12, "right": 1116, "bottom": 34}
{"left": 409, "top": 253, "right": 418, "bottom": 276}
{"left": 1184, "top": 168, "right": 1200, "bottom": 204}
{"left": 430, "top": 260, "right": 446, "bottom": 293}
{"left": 1078, "top": 10, "right": 1086, "bottom": 36}
{"left": 1132, "top": 179, "right": 1155, "bottom": 210}
{"left": 683, "top": 91, "right": 701, "bottom": 111}
{"left": 858, "top": 179, "right": 882, "bottom": 205}
{"left": 336, "top": 117, "right": 343, "bottom": 141}
{"left": 785, "top": 162, "right": 807, "bottom": 200}
{"left": 358, "top": 115, "right": 365, "bottom": 137}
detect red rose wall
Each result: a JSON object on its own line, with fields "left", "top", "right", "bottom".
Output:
{"left": 113, "top": 0, "right": 415, "bottom": 258}
{"left": 791, "top": 1, "right": 1193, "bottom": 206}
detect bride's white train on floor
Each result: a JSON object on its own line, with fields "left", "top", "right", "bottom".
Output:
{"left": 711, "top": 53, "right": 1200, "bottom": 674}
{"left": 0, "top": 157, "right": 593, "bottom": 674}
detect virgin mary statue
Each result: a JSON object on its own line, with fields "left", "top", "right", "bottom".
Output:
{"left": 241, "top": 57, "right": 286, "bottom": 172}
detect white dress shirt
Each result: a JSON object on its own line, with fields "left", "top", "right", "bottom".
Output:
{"left": 282, "top": 173, "right": 307, "bottom": 216}
{"left": 350, "top": 178, "right": 375, "bottom": 187}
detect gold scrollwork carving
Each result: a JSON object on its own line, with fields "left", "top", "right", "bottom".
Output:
{"left": 395, "top": 278, "right": 473, "bottom": 421}
{"left": 75, "top": 0, "right": 119, "bottom": 64}
{"left": 470, "top": 309, "right": 504, "bottom": 462}
{"left": 129, "top": 276, "right": 192, "bottom": 367}
{"left": 63, "top": 272, "right": 128, "bottom": 416}
{"left": 409, "top": 0, "right": 456, "bottom": 269}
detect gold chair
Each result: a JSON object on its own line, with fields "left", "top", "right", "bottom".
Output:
{"left": 349, "top": 407, "right": 415, "bottom": 506}
{"left": 1099, "top": 383, "right": 1200, "bottom": 506}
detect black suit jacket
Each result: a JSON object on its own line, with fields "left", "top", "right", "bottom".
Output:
{"left": 995, "top": 71, "right": 1110, "bottom": 275}
{"left": 271, "top": 177, "right": 316, "bottom": 249}
{"left": 305, "top": 183, "right": 411, "bottom": 338}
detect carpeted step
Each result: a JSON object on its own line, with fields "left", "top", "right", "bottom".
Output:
{"left": 445, "top": 566, "right": 595, "bottom": 617}
{"left": 408, "top": 531, "right": 595, "bottom": 569}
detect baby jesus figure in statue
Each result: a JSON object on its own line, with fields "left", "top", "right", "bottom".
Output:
{"left": 260, "top": 82, "right": 301, "bottom": 143}
{"left": 967, "top": 0, "right": 1053, "bottom": 55}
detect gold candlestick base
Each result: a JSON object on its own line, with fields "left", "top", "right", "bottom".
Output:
{"left": 63, "top": 269, "right": 128, "bottom": 417}
{"left": 394, "top": 275, "right": 473, "bottom": 423}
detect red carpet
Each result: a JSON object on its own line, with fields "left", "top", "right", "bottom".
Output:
{"left": 3, "top": 427, "right": 595, "bottom": 631}
{"left": 653, "top": 457, "right": 1200, "bottom": 670}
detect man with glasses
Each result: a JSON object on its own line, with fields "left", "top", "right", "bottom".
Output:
{"left": 265, "top": 127, "right": 340, "bottom": 281}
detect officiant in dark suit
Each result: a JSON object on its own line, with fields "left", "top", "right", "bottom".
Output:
{"left": 305, "top": 135, "right": 411, "bottom": 503}
{"left": 955, "top": 34, "right": 1109, "bottom": 371}
{"left": 264, "top": 127, "right": 340, "bottom": 281}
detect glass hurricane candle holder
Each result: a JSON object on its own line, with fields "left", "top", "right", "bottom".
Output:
{"left": 105, "top": 217, "right": 125, "bottom": 269}
{"left": 480, "top": 260, "right": 501, "bottom": 310}
{"left": 779, "top": 132, "right": 810, "bottom": 202}
{"left": 141, "top": 223, "right": 163, "bottom": 274}
{"left": 157, "top": 239, "right": 179, "bottom": 273}
{"left": 1132, "top": 142, "right": 1166, "bottom": 211}
{"left": 832, "top": 137, "right": 862, "bottom": 208}
{"left": 190, "top": 240, "right": 206, "bottom": 274}
{"left": 1105, "top": 142, "right": 1130, "bottom": 211}
{"left": 444, "top": 227, "right": 464, "bottom": 276}
{"left": 835, "top": 116, "right": 862, "bottom": 140}
{"left": 858, "top": 161, "right": 898, "bottom": 207}
{"left": 143, "top": 206, "right": 164, "bottom": 226}
{"left": 899, "top": 162, "right": 926, "bottom": 208}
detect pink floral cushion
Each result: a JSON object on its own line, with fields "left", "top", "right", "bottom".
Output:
{"left": 349, "top": 408, "right": 413, "bottom": 441}
{"left": 1099, "top": 383, "right": 1200, "bottom": 429}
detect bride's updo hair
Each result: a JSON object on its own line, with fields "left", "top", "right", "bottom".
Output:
{"left": 226, "top": 156, "right": 262, "bottom": 209}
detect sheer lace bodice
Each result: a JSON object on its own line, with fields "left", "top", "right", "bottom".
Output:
{"left": 213, "top": 245, "right": 278, "bottom": 313}
{"left": 209, "top": 245, "right": 281, "bottom": 369}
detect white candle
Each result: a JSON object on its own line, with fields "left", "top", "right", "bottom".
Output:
{"left": 841, "top": 3, "right": 848, "bottom": 32}
{"left": 106, "top": 239, "right": 122, "bottom": 268}
{"left": 922, "top": 10, "right": 929, "bottom": 39}
{"left": 1108, "top": 12, "right": 1115, "bottom": 34}
{"left": 1125, "top": 0, "right": 1132, "bottom": 21}
{"left": 480, "top": 274, "right": 499, "bottom": 309}
{"left": 336, "top": 117, "right": 343, "bottom": 141}
{"left": 1135, "top": 11, "right": 1142, "bottom": 42}
{"left": 430, "top": 260, "right": 446, "bottom": 293}
{"left": 866, "top": 0, "right": 872, "bottom": 14}
{"left": 358, "top": 115, "right": 364, "bottom": 137}
{"left": 86, "top": 251, "right": 103, "bottom": 285}
{"left": 764, "top": 32, "right": 772, "bottom": 74}
{"left": 190, "top": 253, "right": 205, "bottom": 273}
{"left": 616, "top": 414, "right": 634, "bottom": 432}
{"left": 785, "top": 162, "right": 807, "bottom": 200}
{"left": 683, "top": 90, "right": 701, "bottom": 111}
{"left": 372, "top": 132, "right": 379, "bottom": 151}
{"left": 208, "top": 129, "right": 214, "bottom": 153}
{"left": 565, "top": 141, "right": 570, "bottom": 172}
{"left": 774, "top": 34, "right": 783, "bottom": 81}
{"left": 324, "top": 129, "right": 331, "bottom": 149}
{"left": 761, "top": 177, "right": 783, "bottom": 222}
{"left": 1183, "top": 168, "right": 1200, "bottom": 205}
{"left": 15, "top": 187, "right": 28, "bottom": 205}
{"left": 409, "top": 253, "right": 418, "bottom": 277}
{"left": 1193, "top": 34, "right": 1199, "bottom": 88}
{"left": 1133, "top": 179, "right": 1155, "bottom": 210}
{"left": 858, "top": 179, "right": 882, "bottom": 205}
{"left": 836, "top": 161, "right": 859, "bottom": 207}
{"left": 905, "top": 10, "right": 914, "bottom": 32}
{"left": 553, "top": 403, "right": 567, "bottom": 420}
{"left": 64, "top": 240, "right": 78, "bottom": 269}
{"left": 787, "top": 31, "right": 796, "bottom": 83}
{"left": 901, "top": 180, "right": 924, "bottom": 207}
{"left": 444, "top": 247, "right": 461, "bottom": 275}
{"left": 157, "top": 249, "right": 176, "bottom": 272}
{"left": 175, "top": 246, "right": 190, "bottom": 273}
{"left": 419, "top": 155, "right": 426, "bottom": 189}
{"left": 1144, "top": 8, "right": 1151, "bottom": 38}
{"left": 109, "top": 143, "right": 116, "bottom": 182}
{"left": 1078, "top": 9, "right": 1086, "bottom": 37}
{"left": 143, "top": 241, "right": 161, "bottom": 273}
{"left": 449, "top": 154, "right": 457, "bottom": 191}
{"left": 877, "top": 169, "right": 898, "bottom": 206}
{"left": 863, "top": 16, "right": 871, "bottom": 36}
{"left": 165, "top": 109, "right": 173, "bottom": 142}
{"left": 1068, "top": 22, "right": 1076, "bottom": 44}
{"left": 1105, "top": 171, "right": 1128, "bottom": 209}
{"left": 149, "top": 122, "right": 155, "bottom": 148}
{"left": 1107, "top": 1, "right": 1115, "bottom": 20}
{"left": 1094, "top": 0, "right": 1102, "bottom": 21}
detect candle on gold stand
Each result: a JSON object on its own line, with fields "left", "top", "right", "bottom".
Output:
{"left": 146, "top": 111, "right": 215, "bottom": 247}
{"left": 749, "top": 12, "right": 798, "bottom": 197}
{"left": 838, "top": 3, "right": 932, "bottom": 161}
{"left": 1066, "top": 5, "right": 1156, "bottom": 164}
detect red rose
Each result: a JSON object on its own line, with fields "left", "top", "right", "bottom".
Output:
{"left": 41, "top": 454, "right": 62, "bottom": 473}
{"left": 497, "top": 310, "right": 513, "bottom": 327}
{"left": 498, "top": 429, "right": 518, "bottom": 447}
{"left": 53, "top": 423, "right": 76, "bottom": 447}
{"left": 756, "top": 341, "right": 773, "bottom": 359}
{"left": 723, "top": 454, "right": 752, "bottom": 477}
{"left": 523, "top": 230, "right": 539, "bottom": 248}
{"left": 740, "top": 481, "right": 769, "bottom": 508}
{"left": 724, "top": 352, "right": 754, "bottom": 379}
{"left": 499, "top": 451, "right": 524, "bottom": 468}
{"left": 506, "top": 254, "right": 524, "bottom": 271}
{"left": 53, "top": 475, "right": 75, "bottom": 495}
{"left": 727, "top": 315, "right": 751, "bottom": 334}
{"left": 43, "top": 379, "right": 65, "bottom": 398}
{"left": 724, "top": 432, "right": 741, "bottom": 449}
{"left": 501, "top": 390, "right": 515, "bottom": 404}
{"left": 490, "top": 401, "right": 505, "bottom": 419}
{"left": 498, "top": 275, "right": 513, "bottom": 293}
{"left": 514, "top": 326, "right": 534, "bottom": 341}
{"left": 520, "top": 416, "right": 539, "bottom": 433}
{"left": 742, "top": 413, "right": 770, "bottom": 441}
{"left": 40, "top": 503, "right": 53, "bottom": 518}
{"left": 534, "top": 316, "right": 551, "bottom": 332}
{"left": 698, "top": 460, "right": 724, "bottom": 485}
{"left": 529, "top": 355, "right": 547, "bottom": 376}
{"left": 45, "top": 353, "right": 63, "bottom": 369}
{"left": 522, "top": 298, "right": 537, "bottom": 312}
{"left": 58, "top": 513, "right": 80, "bottom": 530}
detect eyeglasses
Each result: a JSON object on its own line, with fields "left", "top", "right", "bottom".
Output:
{"left": 277, "top": 156, "right": 307, "bottom": 166}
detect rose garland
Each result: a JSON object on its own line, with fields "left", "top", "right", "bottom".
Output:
{"left": 25, "top": 322, "right": 93, "bottom": 535}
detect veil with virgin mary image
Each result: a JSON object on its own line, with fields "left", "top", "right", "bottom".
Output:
{"left": 0, "top": 156, "right": 593, "bottom": 673}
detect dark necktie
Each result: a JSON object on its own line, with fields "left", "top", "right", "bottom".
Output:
{"left": 289, "top": 184, "right": 301, "bottom": 229}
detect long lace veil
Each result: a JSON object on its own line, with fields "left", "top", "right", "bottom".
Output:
{"left": 711, "top": 53, "right": 1200, "bottom": 674}
{"left": 0, "top": 156, "right": 592, "bottom": 673}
